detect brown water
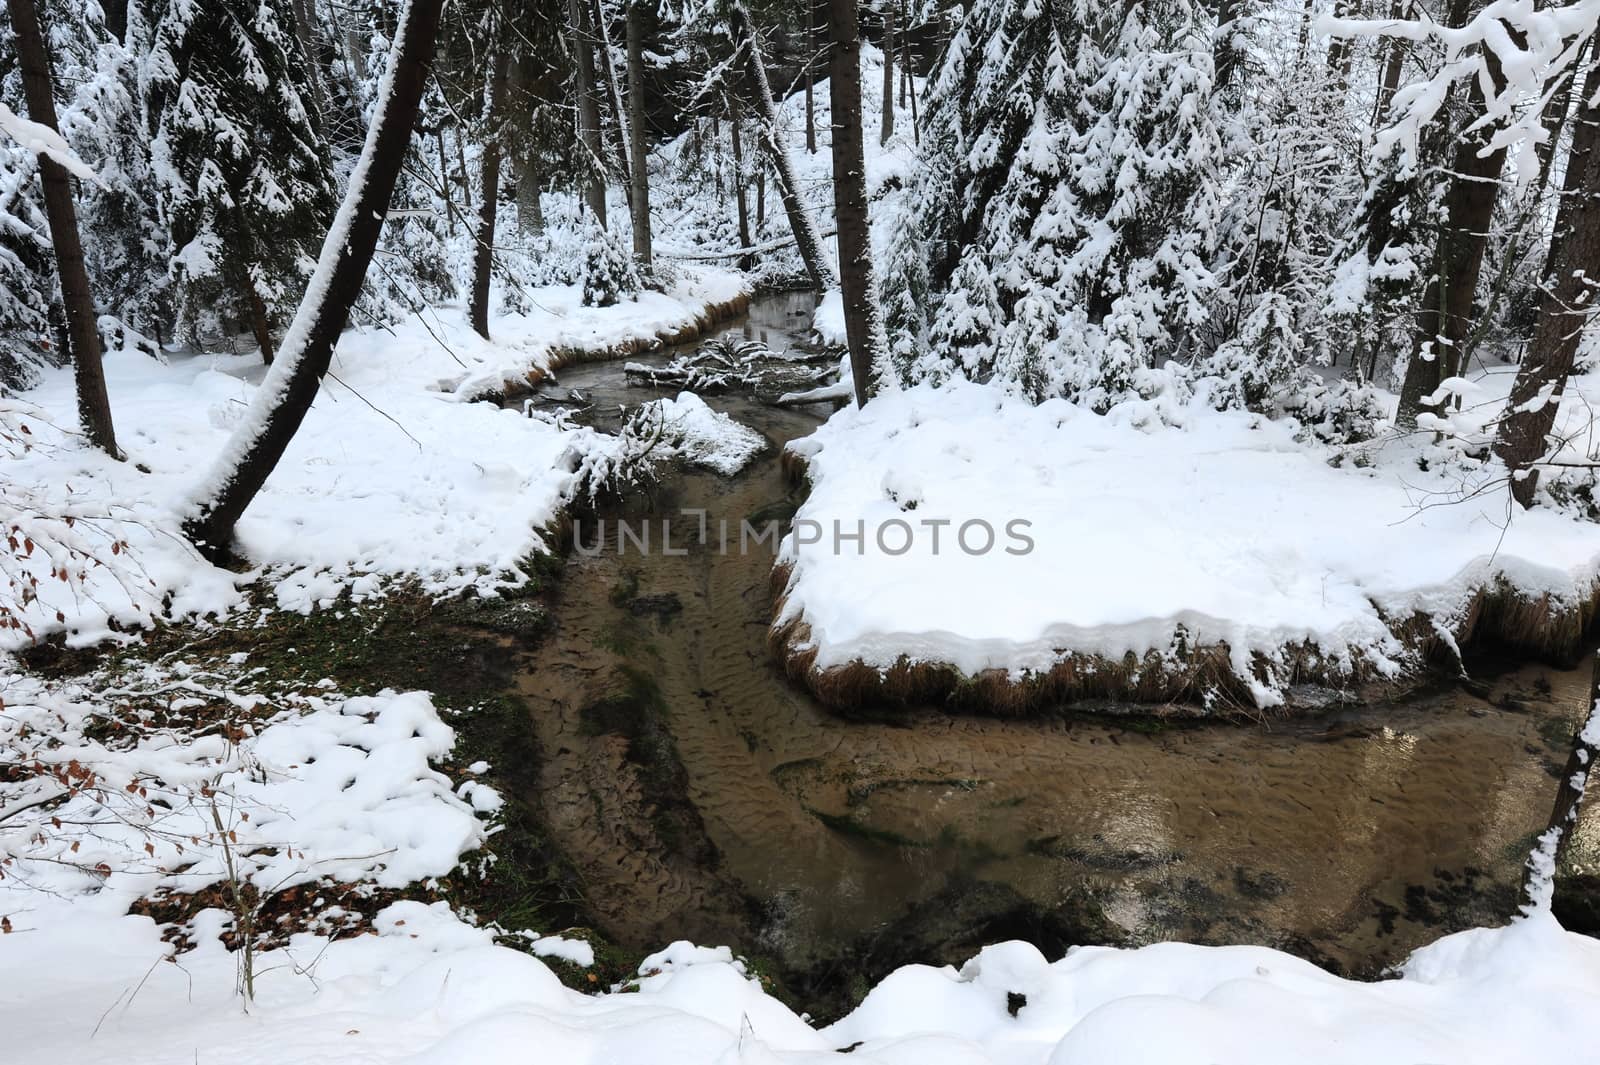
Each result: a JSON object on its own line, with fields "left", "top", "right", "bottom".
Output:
{"left": 512, "top": 294, "right": 1591, "bottom": 997}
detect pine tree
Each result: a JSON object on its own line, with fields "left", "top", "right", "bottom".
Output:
{"left": 138, "top": 0, "right": 339, "bottom": 359}
{"left": 907, "top": 0, "right": 1226, "bottom": 410}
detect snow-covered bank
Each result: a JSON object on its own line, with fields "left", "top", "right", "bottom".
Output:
{"left": 4, "top": 886, "right": 1598, "bottom": 1064}
{"left": 1, "top": 269, "right": 747, "bottom": 647}
{"left": 773, "top": 378, "right": 1600, "bottom": 712}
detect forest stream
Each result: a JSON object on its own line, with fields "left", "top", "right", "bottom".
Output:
{"left": 505, "top": 292, "right": 1595, "bottom": 1010}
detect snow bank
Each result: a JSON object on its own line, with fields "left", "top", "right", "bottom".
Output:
{"left": 775, "top": 378, "right": 1600, "bottom": 709}
{"left": 3, "top": 892, "right": 1597, "bottom": 1064}
{"left": 645, "top": 392, "right": 769, "bottom": 475}
{"left": 2, "top": 269, "right": 746, "bottom": 646}
{"left": 0, "top": 667, "right": 496, "bottom": 918}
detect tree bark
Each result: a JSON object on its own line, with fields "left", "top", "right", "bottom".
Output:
{"left": 568, "top": 0, "right": 606, "bottom": 226}
{"left": 1535, "top": 36, "right": 1593, "bottom": 196}
{"left": 729, "top": 93, "right": 753, "bottom": 272}
{"left": 588, "top": 0, "right": 634, "bottom": 217}
{"left": 1373, "top": 2, "right": 1406, "bottom": 125}
{"left": 827, "top": 0, "right": 883, "bottom": 406}
{"left": 1394, "top": 51, "right": 1510, "bottom": 430}
{"left": 6, "top": 0, "right": 119, "bottom": 457}
{"left": 625, "top": 0, "right": 651, "bottom": 267}
{"left": 471, "top": 45, "right": 511, "bottom": 341}
{"left": 902, "top": 15, "right": 917, "bottom": 142}
{"left": 289, "top": 0, "right": 330, "bottom": 131}
{"left": 183, "top": 0, "right": 446, "bottom": 561}
{"left": 879, "top": 3, "right": 894, "bottom": 146}
{"left": 804, "top": 0, "right": 817, "bottom": 153}
{"left": 728, "top": 0, "right": 835, "bottom": 290}
{"left": 245, "top": 284, "right": 275, "bottom": 365}
{"left": 515, "top": 154, "right": 545, "bottom": 235}
{"left": 1495, "top": 59, "right": 1600, "bottom": 506}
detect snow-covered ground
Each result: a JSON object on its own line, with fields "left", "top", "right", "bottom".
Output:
{"left": 1, "top": 269, "right": 746, "bottom": 647}
{"left": 6, "top": 860, "right": 1600, "bottom": 1064}
{"left": 5, "top": 656, "right": 1599, "bottom": 1065}
{"left": 777, "top": 373, "right": 1600, "bottom": 709}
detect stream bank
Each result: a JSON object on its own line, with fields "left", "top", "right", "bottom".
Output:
{"left": 504, "top": 293, "right": 1600, "bottom": 1020}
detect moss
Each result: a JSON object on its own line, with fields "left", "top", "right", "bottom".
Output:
{"left": 609, "top": 568, "right": 642, "bottom": 607}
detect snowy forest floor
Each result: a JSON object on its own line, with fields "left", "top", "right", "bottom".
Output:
{"left": 7, "top": 44, "right": 1600, "bottom": 1065}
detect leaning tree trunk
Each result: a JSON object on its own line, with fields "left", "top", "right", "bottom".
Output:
{"left": 879, "top": 2, "right": 893, "bottom": 146}
{"left": 1495, "top": 59, "right": 1600, "bottom": 507}
{"left": 625, "top": 0, "right": 651, "bottom": 267}
{"left": 568, "top": 0, "right": 607, "bottom": 226}
{"left": 471, "top": 45, "right": 510, "bottom": 341}
{"left": 827, "top": 0, "right": 883, "bottom": 406}
{"left": 183, "top": 0, "right": 446, "bottom": 562}
{"left": 1394, "top": 54, "right": 1510, "bottom": 430}
{"left": 6, "top": 0, "right": 118, "bottom": 457}
{"left": 728, "top": 0, "right": 835, "bottom": 290}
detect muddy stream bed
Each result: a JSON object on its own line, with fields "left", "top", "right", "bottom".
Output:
{"left": 503, "top": 293, "right": 1593, "bottom": 1009}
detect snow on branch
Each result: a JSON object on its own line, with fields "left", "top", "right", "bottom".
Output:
{"left": 0, "top": 102, "right": 104, "bottom": 187}
{"left": 1322, "top": 0, "right": 1600, "bottom": 181}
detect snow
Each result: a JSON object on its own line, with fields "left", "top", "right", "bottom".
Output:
{"left": 644, "top": 392, "right": 769, "bottom": 475}
{"left": 1, "top": 269, "right": 747, "bottom": 646}
{"left": 0, "top": 101, "right": 103, "bottom": 184}
{"left": 0, "top": 670, "right": 497, "bottom": 917}
{"left": 776, "top": 376, "right": 1600, "bottom": 707}
{"left": 3, "top": 882, "right": 1599, "bottom": 1064}
{"left": 6, "top": 577, "right": 1600, "bottom": 1065}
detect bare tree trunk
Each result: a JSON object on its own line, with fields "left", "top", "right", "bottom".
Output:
{"left": 183, "top": 0, "right": 446, "bottom": 561}
{"left": 1373, "top": 2, "right": 1406, "bottom": 125}
{"left": 435, "top": 128, "right": 460, "bottom": 235}
{"left": 568, "top": 0, "right": 606, "bottom": 226}
{"left": 827, "top": 0, "right": 883, "bottom": 406}
{"left": 588, "top": 0, "right": 634, "bottom": 218}
{"left": 879, "top": 2, "right": 894, "bottom": 146}
{"left": 6, "top": 0, "right": 118, "bottom": 457}
{"left": 245, "top": 285, "right": 275, "bottom": 365}
{"left": 625, "top": 0, "right": 651, "bottom": 268}
{"left": 102, "top": 0, "right": 127, "bottom": 41}
{"left": 1394, "top": 51, "right": 1509, "bottom": 430}
{"left": 729, "top": 93, "right": 753, "bottom": 272}
{"left": 902, "top": 17, "right": 918, "bottom": 142}
{"left": 756, "top": 166, "right": 765, "bottom": 226}
{"left": 728, "top": 0, "right": 835, "bottom": 290}
{"left": 1495, "top": 60, "right": 1600, "bottom": 506}
{"left": 516, "top": 155, "right": 544, "bottom": 235}
{"left": 471, "top": 46, "right": 510, "bottom": 341}
{"left": 289, "top": 0, "right": 330, "bottom": 130}
{"left": 1535, "top": 36, "right": 1592, "bottom": 196}
{"left": 804, "top": 0, "right": 817, "bottom": 153}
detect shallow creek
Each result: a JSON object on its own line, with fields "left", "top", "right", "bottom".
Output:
{"left": 511, "top": 293, "right": 1592, "bottom": 998}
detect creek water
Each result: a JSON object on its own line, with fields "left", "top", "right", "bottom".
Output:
{"left": 511, "top": 292, "right": 1592, "bottom": 1002}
